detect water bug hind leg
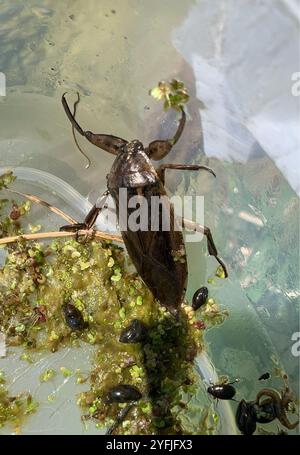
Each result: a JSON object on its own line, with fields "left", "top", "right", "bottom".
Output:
{"left": 60, "top": 190, "right": 110, "bottom": 240}
{"left": 182, "top": 218, "right": 228, "bottom": 278}
{"left": 201, "top": 224, "right": 228, "bottom": 278}
{"left": 59, "top": 222, "right": 88, "bottom": 232}
{"left": 84, "top": 190, "right": 110, "bottom": 229}
{"left": 155, "top": 162, "right": 226, "bottom": 276}
{"left": 59, "top": 221, "right": 93, "bottom": 243}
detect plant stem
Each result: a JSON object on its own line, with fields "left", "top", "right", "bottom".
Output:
{"left": 6, "top": 188, "right": 77, "bottom": 224}
{"left": 0, "top": 230, "right": 123, "bottom": 246}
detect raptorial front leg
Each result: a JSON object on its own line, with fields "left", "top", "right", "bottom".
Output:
{"left": 71, "top": 93, "right": 92, "bottom": 168}
{"left": 182, "top": 218, "right": 228, "bottom": 278}
{"left": 62, "top": 93, "right": 128, "bottom": 155}
{"left": 146, "top": 107, "right": 186, "bottom": 161}
{"left": 156, "top": 163, "right": 216, "bottom": 185}
{"left": 60, "top": 190, "right": 110, "bottom": 233}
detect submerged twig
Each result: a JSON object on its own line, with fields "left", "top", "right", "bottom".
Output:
{"left": 2, "top": 186, "right": 122, "bottom": 245}
{"left": 0, "top": 230, "right": 123, "bottom": 246}
{"left": 6, "top": 188, "right": 76, "bottom": 224}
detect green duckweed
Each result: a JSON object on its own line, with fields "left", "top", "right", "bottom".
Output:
{"left": 0, "top": 170, "right": 224, "bottom": 434}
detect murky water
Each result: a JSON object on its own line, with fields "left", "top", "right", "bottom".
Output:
{"left": 0, "top": 0, "right": 299, "bottom": 435}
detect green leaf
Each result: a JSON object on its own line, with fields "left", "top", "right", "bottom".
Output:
{"left": 149, "top": 79, "right": 189, "bottom": 112}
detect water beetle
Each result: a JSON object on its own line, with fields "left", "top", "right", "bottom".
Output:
{"left": 236, "top": 398, "right": 277, "bottom": 435}
{"left": 62, "top": 303, "right": 88, "bottom": 331}
{"left": 207, "top": 383, "right": 236, "bottom": 400}
{"left": 254, "top": 399, "right": 277, "bottom": 423}
{"left": 236, "top": 386, "right": 299, "bottom": 435}
{"left": 106, "top": 384, "right": 142, "bottom": 403}
{"left": 236, "top": 399, "right": 257, "bottom": 435}
{"left": 207, "top": 379, "right": 238, "bottom": 400}
{"left": 192, "top": 287, "right": 208, "bottom": 311}
{"left": 119, "top": 319, "right": 147, "bottom": 344}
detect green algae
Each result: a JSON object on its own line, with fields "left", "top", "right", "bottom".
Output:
{"left": 0, "top": 371, "right": 38, "bottom": 431}
{"left": 0, "top": 170, "right": 221, "bottom": 434}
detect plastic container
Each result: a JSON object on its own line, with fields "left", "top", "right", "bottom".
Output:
{"left": 0, "top": 166, "right": 237, "bottom": 435}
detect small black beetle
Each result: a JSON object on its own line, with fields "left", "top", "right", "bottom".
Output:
{"left": 106, "top": 384, "right": 142, "bottom": 403}
{"left": 192, "top": 286, "right": 208, "bottom": 310}
{"left": 207, "top": 384, "right": 236, "bottom": 400}
{"left": 207, "top": 379, "right": 239, "bottom": 400}
{"left": 62, "top": 303, "right": 88, "bottom": 331}
{"left": 119, "top": 319, "right": 148, "bottom": 344}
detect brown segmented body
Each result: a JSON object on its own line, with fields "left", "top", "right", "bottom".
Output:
{"left": 107, "top": 141, "right": 187, "bottom": 316}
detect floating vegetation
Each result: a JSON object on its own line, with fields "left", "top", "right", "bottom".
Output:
{"left": 0, "top": 371, "right": 38, "bottom": 431}
{"left": 149, "top": 79, "right": 189, "bottom": 111}
{"left": 0, "top": 171, "right": 225, "bottom": 434}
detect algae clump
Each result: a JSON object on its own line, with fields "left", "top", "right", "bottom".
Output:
{"left": 0, "top": 171, "right": 218, "bottom": 434}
